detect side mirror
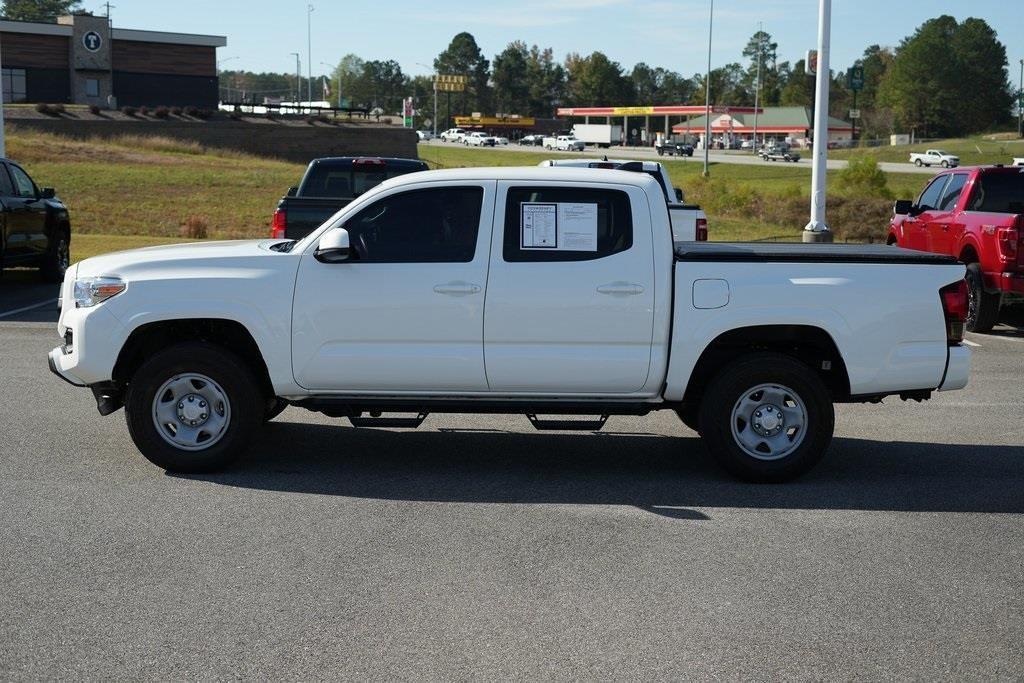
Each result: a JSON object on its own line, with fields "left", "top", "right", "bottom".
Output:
{"left": 893, "top": 199, "right": 913, "bottom": 216}
{"left": 40, "top": 187, "right": 55, "bottom": 199}
{"left": 674, "top": 188, "right": 684, "bottom": 203}
{"left": 286, "top": 186, "right": 298, "bottom": 197}
{"left": 314, "top": 227, "right": 351, "bottom": 263}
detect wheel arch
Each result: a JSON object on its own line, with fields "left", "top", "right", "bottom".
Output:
{"left": 681, "top": 324, "right": 851, "bottom": 406}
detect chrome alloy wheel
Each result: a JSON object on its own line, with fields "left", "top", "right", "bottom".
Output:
{"left": 730, "top": 383, "right": 807, "bottom": 461}
{"left": 151, "top": 373, "right": 231, "bottom": 451}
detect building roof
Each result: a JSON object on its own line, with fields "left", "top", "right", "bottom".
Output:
{"left": 558, "top": 105, "right": 761, "bottom": 117}
{"left": 0, "top": 18, "right": 226, "bottom": 47}
{"left": 673, "top": 106, "right": 851, "bottom": 133}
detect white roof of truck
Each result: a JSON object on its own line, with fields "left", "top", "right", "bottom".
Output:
{"left": 380, "top": 165, "right": 662, "bottom": 192}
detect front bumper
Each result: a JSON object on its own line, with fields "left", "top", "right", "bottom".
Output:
{"left": 939, "top": 344, "right": 971, "bottom": 392}
{"left": 47, "top": 348, "right": 85, "bottom": 387}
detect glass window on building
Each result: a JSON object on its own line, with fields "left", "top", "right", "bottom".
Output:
{"left": 2, "top": 68, "right": 26, "bottom": 103}
{"left": 85, "top": 79, "right": 99, "bottom": 97}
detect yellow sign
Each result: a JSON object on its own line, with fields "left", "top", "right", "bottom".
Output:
{"left": 435, "top": 74, "right": 467, "bottom": 92}
{"left": 612, "top": 106, "right": 655, "bottom": 116}
{"left": 454, "top": 115, "right": 536, "bottom": 128}
{"left": 435, "top": 74, "right": 467, "bottom": 84}
{"left": 437, "top": 82, "right": 465, "bottom": 92}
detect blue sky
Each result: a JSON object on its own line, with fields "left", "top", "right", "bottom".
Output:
{"left": 105, "top": 1, "right": 1021, "bottom": 81}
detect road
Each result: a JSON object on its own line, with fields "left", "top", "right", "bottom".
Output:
{"left": 421, "top": 139, "right": 937, "bottom": 175}
{"left": 1, "top": 282, "right": 1022, "bottom": 678}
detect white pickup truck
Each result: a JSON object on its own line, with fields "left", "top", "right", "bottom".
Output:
{"left": 909, "top": 149, "right": 960, "bottom": 168}
{"left": 538, "top": 158, "right": 708, "bottom": 241}
{"left": 543, "top": 135, "right": 586, "bottom": 152}
{"left": 49, "top": 167, "right": 971, "bottom": 482}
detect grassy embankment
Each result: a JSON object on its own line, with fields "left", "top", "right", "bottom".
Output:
{"left": 829, "top": 135, "right": 1024, "bottom": 167}
{"left": 7, "top": 126, "right": 945, "bottom": 261}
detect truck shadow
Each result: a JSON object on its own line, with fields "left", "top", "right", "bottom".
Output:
{"left": 175, "top": 422, "right": 1024, "bottom": 517}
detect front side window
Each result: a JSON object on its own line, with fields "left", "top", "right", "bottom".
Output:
{"left": 342, "top": 186, "right": 483, "bottom": 263}
{"left": 917, "top": 176, "right": 948, "bottom": 211}
{"left": 503, "top": 187, "right": 633, "bottom": 262}
{"left": 938, "top": 173, "right": 968, "bottom": 211}
{"left": 7, "top": 164, "right": 36, "bottom": 198}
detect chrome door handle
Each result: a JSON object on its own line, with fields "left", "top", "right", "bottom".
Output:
{"left": 433, "top": 281, "right": 481, "bottom": 296}
{"left": 597, "top": 282, "right": 645, "bottom": 296}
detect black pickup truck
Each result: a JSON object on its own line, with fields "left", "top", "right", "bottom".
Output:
{"left": 655, "top": 140, "right": 695, "bottom": 157}
{"left": 272, "top": 157, "right": 429, "bottom": 240}
{"left": 0, "top": 158, "right": 71, "bottom": 282}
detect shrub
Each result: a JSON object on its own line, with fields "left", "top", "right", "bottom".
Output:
{"left": 139, "top": 105, "right": 150, "bottom": 116}
{"left": 88, "top": 104, "right": 101, "bottom": 115}
{"left": 121, "top": 105, "right": 137, "bottom": 117}
{"left": 34, "top": 103, "right": 51, "bottom": 115}
{"left": 180, "top": 215, "right": 209, "bottom": 239}
{"left": 153, "top": 106, "right": 169, "bottom": 119}
{"left": 835, "top": 155, "right": 893, "bottom": 200}
{"left": 183, "top": 105, "right": 200, "bottom": 117}
{"left": 170, "top": 106, "right": 183, "bottom": 116}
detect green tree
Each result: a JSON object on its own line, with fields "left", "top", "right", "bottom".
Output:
{"left": 331, "top": 54, "right": 365, "bottom": 108}
{"left": 434, "top": 32, "right": 491, "bottom": 116}
{"left": 492, "top": 41, "right": 530, "bottom": 114}
{"left": 564, "top": 51, "right": 632, "bottom": 106}
{"left": 949, "top": 18, "right": 1014, "bottom": 133}
{"left": 524, "top": 45, "right": 565, "bottom": 116}
{"left": 1, "top": 0, "right": 80, "bottom": 21}
{"left": 743, "top": 30, "right": 782, "bottom": 106}
{"left": 779, "top": 59, "right": 813, "bottom": 107}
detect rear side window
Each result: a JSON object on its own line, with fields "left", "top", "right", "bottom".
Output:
{"left": 503, "top": 187, "right": 632, "bottom": 262}
{"left": 967, "top": 171, "right": 1024, "bottom": 213}
{"left": 938, "top": 173, "right": 968, "bottom": 211}
{"left": 343, "top": 186, "right": 482, "bottom": 263}
{"left": 7, "top": 164, "right": 36, "bottom": 198}
{"left": 917, "top": 176, "right": 948, "bottom": 211}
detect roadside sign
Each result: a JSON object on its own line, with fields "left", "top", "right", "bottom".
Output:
{"left": 849, "top": 109, "right": 861, "bottom": 119}
{"left": 82, "top": 30, "right": 102, "bottom": 52}
{"left": 805, "top": 50, "right": 818, "bottom": 75}
{"left": 403, "top": 97, "right": 413, "bottom": 127}
{"left": 435, "top": 74, "right": 466, "bottom": 93}
{"left": 847, "top": 66, "right": 865, "bottom": 91}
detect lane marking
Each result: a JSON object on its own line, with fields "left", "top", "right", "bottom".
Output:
{"left": 962, "top": 339, "right": 981, "bottom": 347}
{"left": 0, "top": 298, "right": 58, "bottom": 320}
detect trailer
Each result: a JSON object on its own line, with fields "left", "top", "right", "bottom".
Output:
{"left": 571, "top": 124, "right": 623, "bottom": 148}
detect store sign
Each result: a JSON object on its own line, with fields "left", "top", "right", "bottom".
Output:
{"left": 847, "top": 66, "right": 865, "bottom": 91}
{"left": 435, "top": 74, "right": 466, "bottom": 93}
{"left": 849, "top": 109, "right": 861, "bottom": 119}
{"left": 82, "top": 31, "right": 103, "bottom": 52}
{"left": 612, "top": 106, "right": 654, "bottom": 116}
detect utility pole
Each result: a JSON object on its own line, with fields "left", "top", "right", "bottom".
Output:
{"left": 752, "top": 22, "right": 762, "bottom": 153}
{"left": 803, "top": 0, "right": 833, "bottom": 242}
{"left": 290, "top": 52, "right": 300, "bottom": 105}
{"left": 1018, "top": 58, "right": 1023, "bottom": 138}
{"left": 702, "top": 0, "right": 714, "bottom": 177}
{"left": 0, "top": 32, "right": 6, "bottom": 157}
{"left": 306, "top": 5, "right": 314, "bottom": 106}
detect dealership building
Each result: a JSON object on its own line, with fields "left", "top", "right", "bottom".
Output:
{"left": 0, "top": 13, "right": 225, "bottom": 108}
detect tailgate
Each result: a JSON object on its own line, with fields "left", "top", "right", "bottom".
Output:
{"left": 283, "top": 198, "right": 351, "bottom": 239}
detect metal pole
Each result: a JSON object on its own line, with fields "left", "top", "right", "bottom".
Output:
{"left": 0, "top": 32, "right": 6, "bottom": 158}
{"left": 433, "top": 76, "right": 438, "bottom": 136}
{"left": 290, "top": 53, "right": 300, "bottom": 106}
{"left": 1018, "top": 58, "right": 1023, "bottom": 138}
{"left": 306, "top": 5, "right": 314, "bottom": 106}
{"left": 803, "top": 0, "right": 833, "bottom": 242}
{"left": 752, "top": 22, "right": 761, "bottom": 154}
{"left": 703, "top": 0, "right": 713, "bottom": 176}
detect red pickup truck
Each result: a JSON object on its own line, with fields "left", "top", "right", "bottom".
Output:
{"left": 888, "top": 166, "right": 1023, "bottom": 332}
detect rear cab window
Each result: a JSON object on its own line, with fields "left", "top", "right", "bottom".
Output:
{"left": 298, "top": 159, "right": 429, "bottom": 199}
{"left": 503, "top": 187, "right": 633, "bottom": 262}
{"left": 966, "top": 170, "right": 1024, "bottom": 213}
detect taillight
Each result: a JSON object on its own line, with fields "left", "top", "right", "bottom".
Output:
{"left": 940, "top": 279, "right": 967, "bottom": 344}
{"left": 354, "top": 157, "right": 386, "bottom": 168}
{"left": 996, "top": 227, "right": 1019, "bottom": 265}
{"left": 695, "top": 217, "right": 708, "bottom": 241}
{"left": 271, "top": 208, "right": 287, "bottom": 239}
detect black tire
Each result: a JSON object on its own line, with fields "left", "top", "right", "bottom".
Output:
{"left": 697, "top": 353, "right": 834, "bottom": 483}
{"left": 40, "top": 229, "right": 70, "bottom": 283}
{"left": 941, "top": 160, "right": 949, "bottom": 168}
{"left": 965, "top": 262, "right": 1001, "bottom": 333}
{"left": 657, "top": 148, "right": 664, "bottom": 156}
{"left": 914, "top": 159, "right": 923, "bottom": 167}
{"left": 124, "top": 341, "right": 263, "bottom": 473}
{"left": 265, "top": 398, "right": 288, "bottom": 422}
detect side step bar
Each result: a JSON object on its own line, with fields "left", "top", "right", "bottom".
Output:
{"left": 526, "top": 414, "right": 609, "bottom": 431}
{"left": 349, "top": 412, "right": 429, "bottom": 429}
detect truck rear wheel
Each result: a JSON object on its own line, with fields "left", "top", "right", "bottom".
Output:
{"left": 40, "top": 231, "right": 70, "bottom": 283}
{"left": 124, "top": 342, "right": 263, "bottom": 473}
{"left": 965, "top": 262, "right": 1001, "bottom": 333}
{"left": 914, "top": 159, "right": 923, "bottom": 167}
{"left": 698, "top": 353, "right": 834, "bottom": 483}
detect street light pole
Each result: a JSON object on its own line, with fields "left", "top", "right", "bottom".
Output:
{"left": 752, "top": 22, "right": 762, "bottom": 154}
{"left": 803, "top": 0, "right": 833, "bottom": 242}
{"left": 306, "top": 5, "right": 314, "bottom": 106}
{"left": 703, "top": 0, "right": 714, "bottom": 177}
{"left": 1018, "top": 58, "right": 1023, "bottom": 139}
{"left": 290, "top": 52, "right": 300, "bottom": 106}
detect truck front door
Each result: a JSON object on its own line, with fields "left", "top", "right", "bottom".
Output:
{"left": 905, "top": 174, "right": 949, "bottom": 251}
{"left": 483, "top": 182, "right": 655, "bottom": 394}
{"left": 291, "top": 182, "right": 494, "bottom": 392}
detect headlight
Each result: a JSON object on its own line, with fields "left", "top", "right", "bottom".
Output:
{"left": 73, "top": 277, "right": 126, "bottom": 308}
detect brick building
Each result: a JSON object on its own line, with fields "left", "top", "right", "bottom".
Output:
{"left": 0, "top": 13, "right": 226, "bottom": 108}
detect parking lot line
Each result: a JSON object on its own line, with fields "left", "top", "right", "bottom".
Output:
{"left": 0, "top": 298, "right": 58, "bottom": 320}
{"left": 962, "top": 339, "right": 981, "bottom": 347}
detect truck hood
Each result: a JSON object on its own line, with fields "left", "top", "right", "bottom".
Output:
{"left": 75, "top": 239, "right": 286, "bottom": 279}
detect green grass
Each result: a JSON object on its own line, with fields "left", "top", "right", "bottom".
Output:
{"left": 830, "top": 135, "right": 1024, "bottom": 167}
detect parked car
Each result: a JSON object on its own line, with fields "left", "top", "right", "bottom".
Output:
{"left": 538, "top": 158, "right": 707, "bottom": 241}
{"left": 464, "top": 132, "right": 496, "bottom": 147}
{"left": 492, "top": 136, "right": 509, "bottom": 146}
{"left": 271, "top": 157, "right": 428, "bottom": 240}
{"left": 439, "top": 128, "right": 466, "bottom": 143}
{"left": 543, "top": 135, "right": 585, "bottom": 152}
{"left": 0, "top": 158, "right": 71, "bottom": 282}
{"left": 909, "top": 150, "right": 960, "bottom": 168}
{"left": 760, "top": 144, "right": 801, "bottom": 163}
{"left": 50, "top": 167, "right": 970, "bottom": 483}
{"left": 519, "top": 134, "right": 545, "bottom": 146}
{"left": 416, "top": 130, "right": 435, "bottom": 141}
{"left": 888, "top": 165, "right": 1023, "bottom": 332}
{"left": 1011, "top": 157, "right": 1023, "bottom": 167}
{"left": 655, "top": 140, "right": 695, "bottom": 157}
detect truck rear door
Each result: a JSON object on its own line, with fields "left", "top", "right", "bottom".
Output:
{"left": 483, "top": 182, "right": 655, "bottom": 394}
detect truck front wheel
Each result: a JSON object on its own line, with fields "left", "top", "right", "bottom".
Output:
{"left": 124, "top": 342, "right": 263, "bottom": 473}
{"left": 698, "top": 353, "right": 834, "bottom": 482}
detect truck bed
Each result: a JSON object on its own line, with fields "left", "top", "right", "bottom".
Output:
{"left": 674, "top": 242, "right": 957, "bottom": 265}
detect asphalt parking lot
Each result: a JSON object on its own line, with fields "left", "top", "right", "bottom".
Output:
{"left": 1, "top": 281, "right": 1022, "bottom": 679}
